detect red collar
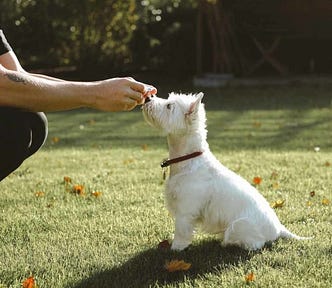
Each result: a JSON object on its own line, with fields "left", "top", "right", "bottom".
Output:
{"left": 160, "top": 151, "right": 203, "bottom": 168}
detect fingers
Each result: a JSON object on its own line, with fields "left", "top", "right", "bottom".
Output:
{"left": 128, "top": 90, "right": 145, "bottom": 105}
{"left": 127, "top": 78, "right": 157, "bottom": 106}
{"left": 129, "top": 79, "right": 145, "bottom": 94}
{"left": 128, "top": 78, "right": 157, "bottom": 97}
{"left": 122, "top": 97, "right": 138, "bottom": 111}
{"left": 143, "top": 85, "right": 157, "bottom": 98}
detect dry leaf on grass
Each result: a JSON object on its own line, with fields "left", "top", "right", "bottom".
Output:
{"left": 165, "top": 259, "right": 191, "bottom": 272}
{"left": 22, "top": 276, "right": 37, "bottom": 288}
{"left": 244, "top": 272, "right": 255, "bottom": 283}
{"left": 271, "top": 199, "right": 285, "bottom": 209}
{"left": 322, "top": 198, "right": 330, "bottom": 206}
{"left": 34, "top": 191, "right": 45, "bottom": 197}
{"left": 51, "top": 137, "right": 60, "bottom": 144}
{"left": 141, "top": 144, "right": 149, "bottom": 151}
{"left": 64, "top": 176, "right": 72, "bottom": 184}
{"left": 91, "top": 191, "right": 102, "bottom": 198}
{"left": 270, "top": 171, "right": 279, "bottom": 180}
{"left": 310, "top": 191, "right": 316, "bottom": 197}
{"left": 72, "top": 184, "right": 85, "bottom": 196}
{"left": 252, "top": 176, "right": 262, "bottom": 186}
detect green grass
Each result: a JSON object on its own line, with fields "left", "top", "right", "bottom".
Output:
{"left": 0, "top": 85, "right": 331, "bottom": 287}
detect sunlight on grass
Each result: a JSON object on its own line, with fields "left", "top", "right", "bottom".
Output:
{"left": 0, "top": 86, "right": 331, "bottom": 287}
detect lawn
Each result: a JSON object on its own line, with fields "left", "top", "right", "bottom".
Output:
{"left": 0, "top": 84, "right": 331, "bottom": 288}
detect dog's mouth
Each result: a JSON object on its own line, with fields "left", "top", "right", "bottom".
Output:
{"left": 144, "top": 96, "right": 151, "bottom": 103}
{"left": 143, "top": 94, "right": 156, "bottom": 104}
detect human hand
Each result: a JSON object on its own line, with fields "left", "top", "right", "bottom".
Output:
{"left": 92, "top": 77, "right": 157, "bottom": 111}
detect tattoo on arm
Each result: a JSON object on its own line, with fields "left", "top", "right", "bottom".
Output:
{"left": 5, "top": 72, "right": 28, "bottom": 85}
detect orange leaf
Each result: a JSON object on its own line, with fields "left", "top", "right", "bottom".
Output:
{"left": 22, "top": 276, "right": 37, "bottom": 288}
{"left": 324, "top": 161, "right": 331, "bottom": 167}
{"left": 72, "top": 184, "right": 85, "bottom": 195}
{"left": 64, "top": 176, "right": 72, "bottom": 184}
{"left": 91, "top": 191, "right": 102, "bottom": 197}
{"left": 252, "top": 176, "right": 262, "bottom": 186}
{"left": 34, "top": 191, "right": 45, "bottom": 197}
{"left": 322, "top": 198, "right": 330, "bottom": 206}
{"left": 271, "top": 199, "right": 285, "bottom": 209}
{"left": 51, "top": 137, "right": 60, "bottom": 144}
{"left": 141, "top": 144, "right": 149, "bottom": 151}
{"left": 245, "top": 272, "right": 256, "bottom": 283}
{"left": 165, "top": 259, "right": 191, "bottom": 272}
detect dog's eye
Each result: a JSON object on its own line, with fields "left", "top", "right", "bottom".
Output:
{"left": 166, "top": 103, "right": 172, "bottom": 110}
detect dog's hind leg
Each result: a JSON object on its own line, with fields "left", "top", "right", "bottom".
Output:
{"left": 223, "top": 218, "right": 266, "bottom": 251}
{"left": 171, "top": 215, "right": 194, "bottom": 251}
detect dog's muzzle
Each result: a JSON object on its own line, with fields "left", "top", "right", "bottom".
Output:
{"left": 144, "top": 94, "right": 156, "bottom": 104}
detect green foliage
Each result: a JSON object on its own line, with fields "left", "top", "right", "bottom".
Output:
{"left": 0, "top": 0, "right": 199, "bottom": 75}
{"left": 133, "top": 0, "right": 198, "bottom": 74}
{"left": 1, "top": 0, "right": 138, "bottom": 72}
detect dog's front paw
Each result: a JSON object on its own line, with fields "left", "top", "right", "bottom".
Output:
{"left": 171, "top": 241, "right": 190, "bottom": 251}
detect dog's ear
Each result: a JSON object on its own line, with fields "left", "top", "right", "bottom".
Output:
{"left": 187, "top": 92, "right": 204, "bottom": 115}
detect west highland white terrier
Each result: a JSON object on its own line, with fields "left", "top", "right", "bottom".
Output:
{"left": 143, "top": 92, "right": 310, "bottom": 251}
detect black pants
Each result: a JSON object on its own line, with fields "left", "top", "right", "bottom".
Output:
{"left": 0, "top": 107, "right": 48, "bottom": 181}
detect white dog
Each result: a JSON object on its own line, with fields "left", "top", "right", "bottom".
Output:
{"left": 143, "top": 92, "right": 310, "bottom": 251}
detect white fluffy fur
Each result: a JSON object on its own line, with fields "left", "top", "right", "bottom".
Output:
{"left": 143, "top": 92, "right": 309, "bottom": 251}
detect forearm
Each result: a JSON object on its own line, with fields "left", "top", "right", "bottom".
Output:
{"left": 28, "top": 72, "right": 67, "bottom": 82}
{"left": 0, "top": 67, "right": 95, "bottom": 112}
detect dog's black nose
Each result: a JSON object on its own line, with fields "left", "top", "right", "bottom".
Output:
{"left": 144, "top": 97, "right": 151, "bottom": 103}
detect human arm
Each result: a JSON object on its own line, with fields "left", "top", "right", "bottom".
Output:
{"left": 0, "top": 50, "right": 157, "bottom": 112}
{"left": 0, "top": 64, "right": 156, "bottom": 112}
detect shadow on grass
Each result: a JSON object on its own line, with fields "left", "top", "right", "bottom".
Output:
{"left": 72, "top": 240, "right": 253, "bottom": 288}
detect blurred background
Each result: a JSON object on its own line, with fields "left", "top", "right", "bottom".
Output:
{"left": 1, "top": 0, "right": 332, "bottom": 84}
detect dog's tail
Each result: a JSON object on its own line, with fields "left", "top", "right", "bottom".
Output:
{"left": 279, "top": 225, "right": 313, "bottom": 240}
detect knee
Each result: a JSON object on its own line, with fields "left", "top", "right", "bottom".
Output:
{"left": 26, "top": 112, "right": 48, "bottom": 156}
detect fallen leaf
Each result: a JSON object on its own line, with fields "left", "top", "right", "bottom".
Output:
{"left": 123, "top": 158, "right": 135, "bottom": 165}
{"left": 34, "top": 191, "right": 45, "bottom": 197}
{"left": 141, "top": 144, "right": 148, "bottom": 151}
{"left": 88, "top": 119, "right": 96, "bottom": 125}
{"left": 271, "top": 199, "right": 285, "bottom": 209}
{"left": 306, "top": 201, "right": 313, "bottom": 207}
{"left": 252, "top": 176, "right": 262, "bottom": 186}
{"left": 165, "top": 259, "right": 191, "bottom": 272}
{"left": 91, "top": 191, "right": 102, "bottom": 198}
{"left": 64, "top": 176, "right": 72, "bottom": 184}
{"left": 270, "top": 171, "right": 279, "bottom": 180}
{"left": 22, "top": 276, "right": 37, "bottom": 288}
{"left": 309, "top": 191, "right": 316, "bottom": 197}
{"left": 72, "top": 184, "right": 85, "bottom": 196}
{"left": 324, "top": 161, "right": 331, "bottom": 167}
{"left": 158, "top": 239, "right": 171, "bottom": 250}
{"left": 252, "top": 121, "right": 262, "bottom": 128}
{"left": 271, "top": 182, "right": 279, "bottom": 190}
{"left": 244, "top": 272, "right": 255, "bottom": 283}
{"left": 51, "top": 137, "right": 60, "bottom": 144}
{"left": 322, "top": 198, "right": 330, "bottom": 206}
